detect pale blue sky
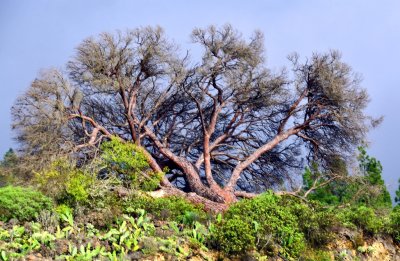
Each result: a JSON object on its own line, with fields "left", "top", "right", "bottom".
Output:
{"left": 1, "top": 0, "right": 399, "bottom": 195}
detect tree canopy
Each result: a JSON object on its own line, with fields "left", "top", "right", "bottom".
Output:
{"left": 12, "top": 25, "right": 377, "bottom": 207}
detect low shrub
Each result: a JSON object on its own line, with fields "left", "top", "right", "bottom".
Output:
{"left": 389, "top": 206, "right": 400, "bottom": 242}
{"left": 301, "top": 249, "right": 332, "bottom": 261}
{"left": 213, "top": 192, "right": 305, "bottom": 258}
{"left": 124, "top": 195, "right": 206, "bottom": 223}
{"left": 0, "top": 186, "right": 53, "bottom": 221}
{"left": 213, "top": 216, "right": 255, "bottom": 254}
{"left": 337, "top": 206, "right": 385, "bottom": 235}
{"left": 285, "top": 198, "right": 338, "bottom": 247}
{"left": 100, "top": 138, "right": 163, "bottom": 190}
{"left": 34, "top": 158, "right": 95, "bottom": 204}
{"left": 65, "top": 171, "right": 95, "bottom": 203}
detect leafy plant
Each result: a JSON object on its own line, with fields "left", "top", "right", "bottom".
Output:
{"left": 59, "top": 243, "right": 106, "bottom": 261}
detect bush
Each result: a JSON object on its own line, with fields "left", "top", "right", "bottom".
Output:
{"left": 65, "top": 171, "right": 94, "bottom": 203}
{"left": 213, "top": 216, "right": 255, "bottom": 254}
{"left": 283, "top": 198, "right": 338, "bottom": 247}
{"left": 100, "top": 138, "right": 163, "bottom": 190}
{"left": 0, "top": 186, "right": 53, "bottom": 221}
{"left": 214, "top": 192, "right": 305, "bottom": 258}
{"left": 389, "top": 206, "right": 400, "bottom": 242}
{"left": 124, "top": 195, "right": 206, "bottom": 223}
{"left": 337, "top": 206, "right": 385, "bottom": 235}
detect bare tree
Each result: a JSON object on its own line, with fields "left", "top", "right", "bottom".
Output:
{"left": 12, "top": 25, "right": 376, "bottom": 210}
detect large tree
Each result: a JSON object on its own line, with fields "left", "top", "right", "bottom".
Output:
{"left": 12, "top": 25, "right": 377, "bottom": 209}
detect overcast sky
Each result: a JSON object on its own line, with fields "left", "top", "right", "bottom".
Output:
{"left": 0, "top": 0, "right": 399, "bottom": 196}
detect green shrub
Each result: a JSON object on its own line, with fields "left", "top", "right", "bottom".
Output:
{"left": 214, "top": 192, "right": 305, "bottom": 258}
{"left": 55, "top": 204, "right": 73, "bottom": 217}
{"left": 389, "top": 206, "right": 400, "bottom": 242}
{"left": 65, "top": 171, "right": 94, "bottom": 202}
{"left": 34, "top": 158, "right": 95, "bottom": 204}
{"left": 285, "top": 198, "right": 338, "bottom": 247}
{"left": 100, "top": 138, "right": 162, "bottom": 190}
{"left": 0, "top": 186, "right": 53, "bottom": 221}
{"left": 124, "top": 195, "right": 206, "bottom": 223}
{"left": 214, "top": 216, "right": 255, "bottom": 254}
{"left": 301, "top": 249, "right": 332, "bottom": 261}
{"left": 337, "top": 206, "right": 385, "bottom": 234}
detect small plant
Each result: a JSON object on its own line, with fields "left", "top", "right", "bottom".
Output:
{"left": 1, "top": 251, "right": 8, "bottom": 261}
{"left": 36, "top": 210, "right": 59, "bottom": 232}
{"left": 357, "top": 246, "right": 367, "bottom": 253}
{"left": 338, "top": 250, "right": 348, "bottom": 260}
{"left": 367, "top": 246, "right": 376, "bottom": 254}
{"left": 183, "top": 211, "right": 200, "bottom": 227}
{"left": 59, "top": 243, "right": 106, "bottom": 260}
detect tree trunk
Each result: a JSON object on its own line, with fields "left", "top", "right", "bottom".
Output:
{"left": 150, "top": 186, "right": 228, "bottom": 213}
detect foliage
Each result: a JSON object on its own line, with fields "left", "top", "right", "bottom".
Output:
{"left": 0, "top": 149, "right": 19, "bottom": 186}
{"left": 65, "top": 171, "right": 94, "bottom": 203}
{"left": 303, "top": 148, "right": 392, "bottom": 210}
{"left": 213, "top": 192, "right": 306, "bottom": 258}
{"left": 34, "top": 158, "right": 124, "bottom": 210}
{"left": 357, "top": 147, "right": 392, "bottom": 208}
{"left": 0, "top": 186, "right": 53, "bottom": 221}
{"left": 100, "top": 138, "right": 163, "bottom": 191}
{"left": 302, "top": 160, "right": 351, "bottom": 205}
{"left": 0, "top": 149, "right": 18, "bottom": 169}
{"left": 301, "top": 249, "right": 332, "bottom": 261}
{"left": 124, "top": 195, "right": 206, "bottom": 223}
{"left": 283, "top": 198, "right": 338, "bottom": 247}
{"left": 213, "top": 216, "right": 255, "bottom": 254}
{"left": 0, "top": 188, "right": 398, "bottom": 260}
{"left": 395, "top": 178, "right": 400, "bottom": 205}
{"left": 33, "top": 158, "right": 87, "bottom": 202}
{"left": 389, "top": 206, "right": 400, "bottom": 242}
{"left": 336, "top": 206, "right": 386, "bottom": 235}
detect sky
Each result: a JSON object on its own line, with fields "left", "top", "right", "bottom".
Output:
{"left": 0, "top": 0, "right": 399, "bottom": 196}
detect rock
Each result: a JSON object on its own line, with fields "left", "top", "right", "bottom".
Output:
{"left": 115, "top": 187, "right": 130, "bottom": 198}
{"left": 8, "top": 218, "right": 19, "bottom": 226}
{"left": 26, "top": 254, "right": 37, "bottom": 261}
{"left": 127, "top": 251, "right": 144, "bottom": 260}
{"left": 55, "top": 239, "right": 69, "bottom": 255}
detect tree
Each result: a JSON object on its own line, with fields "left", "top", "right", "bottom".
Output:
{"left": 303, "top": 147, "right": 391, "bottom": 208}
{"left": 0, "top": 148, "right": 19, "bottom": 186}
{"left": 12, "top": 25, "right": 377, "bottom": 209}
{"left": 1, "top": 149, "right": 18, "bottom": 169}
{"left": 301, "top": 158, "right": 350, "bottom": 205}
{"left": 395, "top": 179, "right": 400, "bottom": 205}
{"left": 357, "top": 147, "right": 392, "bottom": 208}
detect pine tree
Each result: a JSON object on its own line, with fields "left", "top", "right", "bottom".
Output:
{"left": 357, "top": 147, "right": 392, "bottom": 208}
{"left": 1, "top": 148, "right": 18, "bottom": 168}
{"left": 395, "top": 178, "right": 400, "bottom": 205}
